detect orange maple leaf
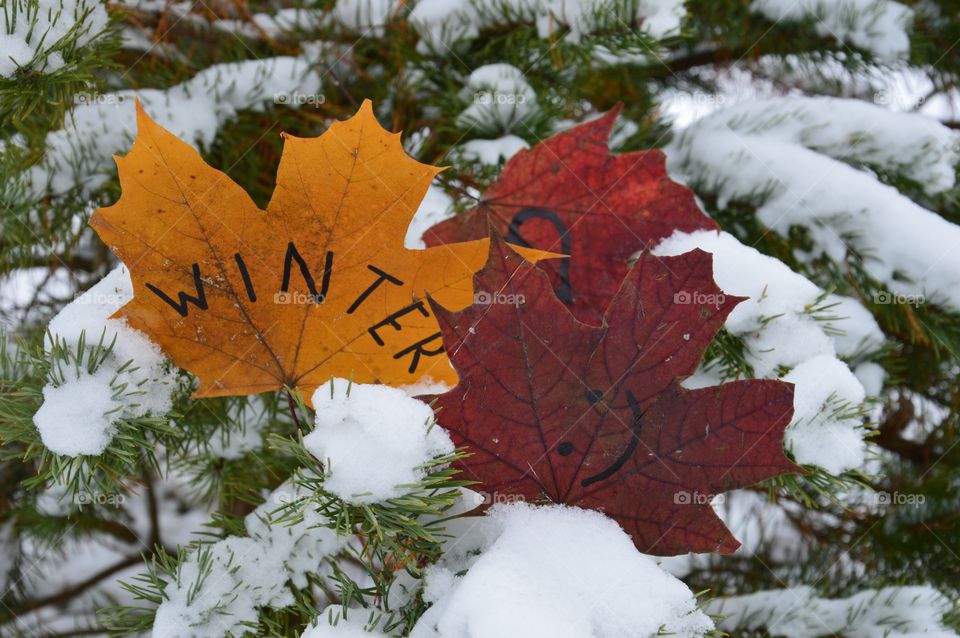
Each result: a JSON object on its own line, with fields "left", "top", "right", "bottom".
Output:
{"left": 90, "top": 100, "right": 543, "bottom": 401}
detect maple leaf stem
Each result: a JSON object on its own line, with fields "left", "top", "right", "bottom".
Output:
{"left": 283, "top": 387, "right": 304, "bottom": 433}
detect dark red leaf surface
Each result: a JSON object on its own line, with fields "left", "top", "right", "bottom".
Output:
{"left": 423, "top": 105, "right": 716, "bottom": 325}
{"left": 426, "top": 236, "right": 799, "bottom": 555}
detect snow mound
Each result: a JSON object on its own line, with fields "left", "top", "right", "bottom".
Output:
{"left": 406, "top": 185, "right": 455, "bottom": 249}
{"left": 667, "top": 96, "right": 960, "bottom": 311}
{"left": 34, "top": 266, "right": 175, "bottom": 456}
{"left": 457, "top": 63, "right": 538, "bottom": 134}
{"left": 784, "top": 354, "right": 867, "bottom": 474}
{"left": 305, "top": 380, "right": 453, "bottom": 504}
{"left": 153, "top": 482, "right": 344, "bottom": 638}
{"left": 410, "top": 503, "right": 713, "bottom": 638}
{"left": 411, "top": 0, "right": 685, "bottom": 49}
{"left": 751, "top": 0, "right": 913, "bottom": 61}
{"left": 457, "top": 135, "right": 529, "bottom": 165}
{"left": 710, "top": 585, "right": 958, "bottom": 638}
{"left": 33, "top": 369, "right": 122, "bottom": 457}
{"left": 301, "top": 606, "right": 388, "bottom": 637}
{"left": 654, "top": 230, "right": 878, "bottom": 472}
{"left": 19, "top": 56, "right": 322, "bottom": 202}
{"left": 0, "top": 0, "right": 110, "bottom": 77}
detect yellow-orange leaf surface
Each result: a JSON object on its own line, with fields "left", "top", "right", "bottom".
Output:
{"left": 90, "top": 100, "right": 537, "bottom": 401}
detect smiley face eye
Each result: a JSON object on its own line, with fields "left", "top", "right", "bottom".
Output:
{"left": 586, "top": 388, "right": 604, "bottom": 404}
{"left": 557, "top": 441, "right": 574, "bottom": 456}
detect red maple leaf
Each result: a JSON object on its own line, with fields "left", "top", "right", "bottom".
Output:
{"left": 426, "top": 236, "right": 799, "bottom": 555}
{"left": 423, "top": 105, "right": 716, "bottom": 325}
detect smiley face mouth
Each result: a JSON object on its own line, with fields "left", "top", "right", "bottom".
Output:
{"left": 580, "top": 389, "right": 644, "bottom": 488}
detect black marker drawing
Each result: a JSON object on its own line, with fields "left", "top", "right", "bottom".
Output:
{"left": 505, "top": 207, "right": 573, "bottom": 304}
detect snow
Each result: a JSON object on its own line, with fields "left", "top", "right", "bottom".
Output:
{"left": 152, "top": 482, "right": 344, "bottom": 638}
{"left": 301, "top": 606, "right": 388, "bottom": 637}
{"left": 457, "top": 64, "right": 538, "bottom": 134}
{"left": 658, "top": 489, "right": 810, "bottom": 579}
{"left": 0, "top": 266, "right": 75, "bottom": 329}
{"left": 411, "top": 0, "right": 685, "bottom": 51}
{"left": 329, "top": 0, "right": 395, "bottom": 33}
{"left": 17, "top": 56, "right": 322, "bottom": 202}
{"left": 0, "top": 0, "right": 110, "bottom": 77}
{"left": 213, "top": 9, "right": 325, "bottom": 39}
{"left": 654, "top": 229, "right": 874, "bottom": 472}
{"left": 11, "top": 455, "right": 214, "bottom": 634}
{"left": 667, "top": 96, "right": 960, "bottom": 311}
{"left": 304, "top": 380, "right": 453, "bottom": 504}
{"left": 33, "top": 369, "right": 122, "bottom": 456}
{"left": 854, "top": 361, "right": 886, "bottom": 397}
{"left": 410, "top": 503, "right": 713, "bottom": 638}
{"left": 783, "top": 354, "right": 867, "bottom": 474}
{"left": 751, "top": 0, "right": 913, "bottom": 61}
{"left": 709, "top": 585, "right": 959, "bottom": 638}
{"left": 457, "top": 135, "right": 530, "bottom": 165}
{"left": 406, "top": 184, "right": 455, "bottom": 249}
{"left": 35, "top": 483, "right": 75, "bottom": 517}
{"left": 34, "top": 266, "right": 175, "bottom": 457}
{"left": 825, "top": 294, "right": 885, "bottom": 358}
{"left": 213, "top": 0, "right": 394, "bottom": 39}
{"left": 203, "top": 398, "right": 269, "bottom": 460}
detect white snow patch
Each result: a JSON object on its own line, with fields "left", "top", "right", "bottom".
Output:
{"left": 457, "top": 135, "right": 530, "bottom": 165}
{"left": 305, "top": 380, "right": 453, "bottom": 504}
{"left": 35, "top": 483, "right": 75, "bottom": 517}
{"left": 0, "top": 0, "right": 110, "bottom": 77}
{"left": 824, "top": 294, "right": 885, "bottom": 358}
{"left": 854, "top": 361, "right": 886, "bottom": 397}
{"left": 34, "top": 369, "right": 122, "bottom": 456}
{"left": 411, "top": 0, "right": 685, "bottom": 50}
{"left": 213, "top": 0, "right": 395, "bottom": 39}
{"left": 654, "top": 230, "right": 873, "bottom": 473}
{"left": 406, "top": 184, "right": 455, "bottom": 249}
{"left": 398, "top": 377, "right": 454, "bottom": 397}
{"left": 410, "top": 503, "right": 713, "bottom": 638}
{"left": 152, "top": 482, "right": 344, "bottom": 638}
{"left": 18, "top": 56, "right": 322, "bottom": 202}
{"left": 458, "top": 64, "right": 538, "bottom": 134}
{"left": 34, "top": 266, "right": 174, "bottom": 457}
{"left": 301, "top": 606, "right": 388, "bottom": 637}
{"left": 784, "top": 354, "right": 867, "bottom": 474}
{"left": 204, "top": 397, "right": 269, "bottom": 460}
{"left": 667, "top": 96, "right": 960, "bottom": 311}
{"left": 751, "top": 0, "right": 913, "bottom": 61}
{"left": 709, "top": 585, "right": 958, "bottom": 638}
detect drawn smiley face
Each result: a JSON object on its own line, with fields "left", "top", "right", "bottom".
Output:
{"left": 554, "top": 388, "right": 645, "bottom": 488}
